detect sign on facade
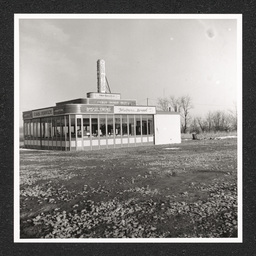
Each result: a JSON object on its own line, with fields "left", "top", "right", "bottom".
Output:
{"left": 80, "top": 105, "right": 114, "bottom": 113}
{"left": 87, "top": 92, "right": 121, "bottom": 100}
{"left": 114, "top": 106, "right": 156, "bottom": 114}
{"left": 32, "top": 108, "right": 54, "bottom": 118}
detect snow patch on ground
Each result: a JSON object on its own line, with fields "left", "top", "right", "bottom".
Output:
{"left": 215, "top": 136, "right": 237, "bottom": 140}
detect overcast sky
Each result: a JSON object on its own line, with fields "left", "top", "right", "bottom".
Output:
{"left": 19, "top": 16, "right": 239, "bottom": 123}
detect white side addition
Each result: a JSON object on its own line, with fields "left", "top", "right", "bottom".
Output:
{"left": 154, "top": 114, "right": 181, "bottom": 145}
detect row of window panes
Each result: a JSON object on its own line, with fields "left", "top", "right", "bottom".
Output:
{"left": 23, "top": 114, "right": 154, "bottom": 140}
{"left": 23, "top": 116, "right": 69, "bottom": 140}
{"left": 74, "top": 114, "right": 154, "bottom": 138}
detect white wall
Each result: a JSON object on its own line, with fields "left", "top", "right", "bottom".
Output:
{"left": 154, "top": 114, "right": 181, "bottom": 145}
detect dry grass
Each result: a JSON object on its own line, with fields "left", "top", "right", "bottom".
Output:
{"left": 20, "top": 138, "right": 237, "bottom": 238}
{"left": 181, "top": 131, "right": 237, "bottom": 140}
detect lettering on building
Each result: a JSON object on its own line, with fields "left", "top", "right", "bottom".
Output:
{"left": 54, "top": 108, "right": 65, "bottom": 115}
{"left": 114, "top": 106, "right": 156, "bottom": 114}
{"left": 80, "top": 105, "right": 113, "bottom": 113}
{"left": 23, "top": 112, "right": 32, "bottom": 119}
{"left": 32, "top": 108, "right": 54, "bottom": 118}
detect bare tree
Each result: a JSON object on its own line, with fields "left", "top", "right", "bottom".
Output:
{"left": 203, "top": 110, "right": 232, "bottom": 132}
{"left": 157, "top": 97, "right": 169, "bottom": 111}
{"left": 196, "top": 116, "right": 208, "bottom": 133}
{"left": 228, "top": 102, "right": 237, "bottom": 131}
{"left": 169, "top": 96, "right": 180, "bottom": 112}
{"left": 205, "top": 111, "right": 213, "bottom": 132}
{"left": 157, "top": 95, "right": 193, "bottom": 133}
{"left": 212, "top": 111, "right": 222, "bottom": 131}
{"left": 179, "top": 95, "right": 193, "bottom": 133}
{"left": 190, "top": 117, "right": 200, "bottom": 133}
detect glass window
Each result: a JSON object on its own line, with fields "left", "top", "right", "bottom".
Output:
{"left": 27, "top": 122, "right": 30, "bottom": 138}
{"left": 107, "top": 115, "right": 114, "bottom": 136}
{"left": 77, "top": 118, "right": 82, "bottom": 138}
{"left": 44, "top": 118, "right": 50, "bottom": 138}
{"left": 30, "top": 120, "right": 34, "bottom": 138}
{"left": 25, "top": 121, "right": 29, "bottom": 138}
{"left": 55, "top": 117, "right": 61, "bottom": 138}
{"left": 23, "top": 122, "right": 25, "bottom": 139}
{"left": 23, "top": 122, "right": 26, "bottom": 137}
{"left": 32, "top": 120, "right": 35, "bottom": 138}
{"left": 136, "top": 115, "right": 141, "bottom": 135}
{"left": 65, "top": 116, "right": 69, "bottom": 138}
{"left": 147, "top": 115, "right": 154, "bottom": 135}
{"left": 23, "top": 122, "right": 25, "bottom": 137}
{"left": 60, "top": 116, "right": 65, "bottom": 140}
{"left": 29, "top": 121, "right": 32, "bottom": 138}
{"left": 83, "top": 116, "right": 90, "bottom": 138}
{"left": 99, "top": 115, "right": 106, "bottom": 137}
{"left": 23, "top": 122, "right": 26, "bottom": 139}
{"left": 115, "top": 115, "right": 121, "bottom": 136}
{"left": 48, "top": 118, "right": 53, "bottom": 138}
{"left": 122, "top": 115, "right": 128, "bottom": 136}
{"left": 52, "top": 118, "right": 57, "bottom": 138}
{"left": 91, "top": 116, "right": 98, "bottom": 137}
{"left": 37, "top": 120, "right": 41, "bottom": 138}
{"left": 34, "top": 119, "right": 39, "bottom": 139}
{"left": 142, "top": 116, "right": 148, "bottom": 135}
{"left": 41, "top": 119, "right": 46, "bottom": 138}
{"left": 70, "top": 115, "right": 76, "bottom": 138}
{"left": 33, "top": 120, "right": 37, "bottom": 138}
{"left": 128, "top": 115, "right": 135, "bottom": 136}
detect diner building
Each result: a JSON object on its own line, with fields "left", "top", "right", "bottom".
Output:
{"left": 22, "top": 60, "right": 181, "bottom": 151}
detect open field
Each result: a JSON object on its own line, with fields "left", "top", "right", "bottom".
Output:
{"left": 20, "top": 138, "right": 237, "bottom": 238}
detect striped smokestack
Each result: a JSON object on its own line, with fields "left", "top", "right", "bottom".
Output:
{"left": 97, "top": 59, "right": 106, "bottom": 93}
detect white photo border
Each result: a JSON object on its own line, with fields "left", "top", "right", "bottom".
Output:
{"left": 14, "top": 13, "right": 243, "bottom": 243}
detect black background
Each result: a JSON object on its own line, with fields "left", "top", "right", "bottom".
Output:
{"left": 1, "top": 1, "right": 255, "bottom": 255}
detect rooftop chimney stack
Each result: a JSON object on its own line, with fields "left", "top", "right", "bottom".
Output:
{"left": 97, "top": 59, "right": 106, "bottom": 93}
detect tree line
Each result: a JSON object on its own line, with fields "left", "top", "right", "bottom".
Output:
{"left": 157, "top": 95, "right": 237, "bottom": 134}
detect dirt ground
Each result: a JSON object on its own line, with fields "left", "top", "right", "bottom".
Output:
{"left": 20, "top": 138, "right": 237, "bottom": 238}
